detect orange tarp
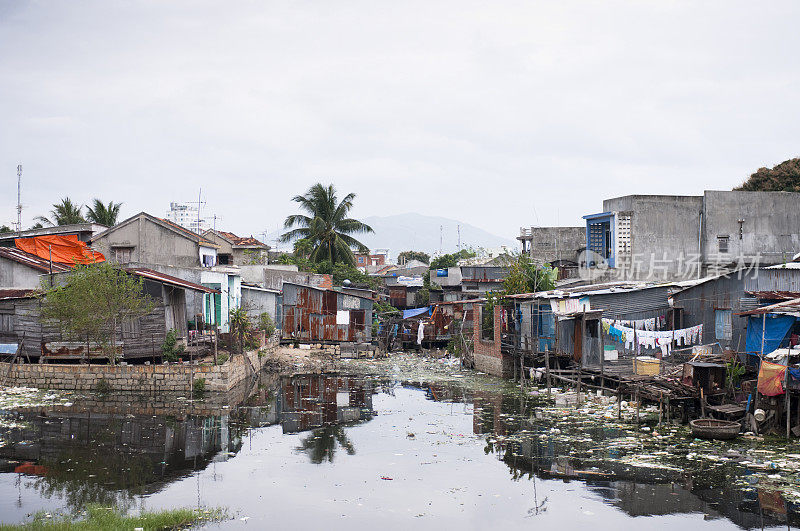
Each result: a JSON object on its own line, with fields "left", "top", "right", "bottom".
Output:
{"left": 15, "top": 235, "right": 105, "bottom": 265}
{"left": 757, "top": 360, "right": 786, "bottom": 396}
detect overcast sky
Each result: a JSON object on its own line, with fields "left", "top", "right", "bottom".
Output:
{"left": 1, "top": 1, "right": 799, "bottom": 243}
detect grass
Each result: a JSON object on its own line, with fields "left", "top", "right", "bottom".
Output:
{"left": 0, "top": 505, "right": 226, "bottom": 531}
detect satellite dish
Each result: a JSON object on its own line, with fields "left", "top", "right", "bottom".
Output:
{"left": 342, "top": 279, "right": 352, "bottom": 287}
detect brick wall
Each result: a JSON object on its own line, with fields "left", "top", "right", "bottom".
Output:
{"left": 472, "top": 305, "right": 513, "bottom": 378}
{"left": 0, "top": 341, "right": 277, "bottom": 395}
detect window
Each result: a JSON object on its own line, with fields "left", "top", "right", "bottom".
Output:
{"left": 717, "top": 236, "right": 729, "bottom": 254}
{"left": 0, "top": 313, "right": 12, "bottom": 333}
{"left": 218, "top": 253, "right": 232, "bottom": 265}
{"left": 113, "top": 247, "right": 134, "bottom": 263}
{"left": 715, "top": 309, "right": 732, "bottom": 341}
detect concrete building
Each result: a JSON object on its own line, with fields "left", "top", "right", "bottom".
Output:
{"left": 165, "top": 201, "right": 210, "bottom": 233}
{"left": 431, "top": 265, "right": 508, "bottom": 300}
{"left": 238, "top": 264, "right": 332, "bottom": 291}
{"left": 91, "top": 212, "right": 220, "bottom": 268}
{"left": 0, "top": 247, "right": 72, "bottom": 288}
{"left": 241, "top": 283, "right": 280, "bottom": 325}
{"left": 517, "top": 226, "right": 586, "bottom": 271}
{"left": 583, "top": 191, "right": 800, "bottom": 281}
{"left": 202, "top": 230, "right": 270, "bottom": 266}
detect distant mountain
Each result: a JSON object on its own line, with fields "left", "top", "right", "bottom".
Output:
{"left": 357, "top": 213, "right": 516, "bottom": 260}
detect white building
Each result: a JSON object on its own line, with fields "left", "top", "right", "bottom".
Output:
{"left": 166, "top": 202, "right": 210, "bottom": 233}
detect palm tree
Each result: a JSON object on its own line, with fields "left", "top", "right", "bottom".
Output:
{"left": 281, "top": 184, "right": 373, "bottom": 265}
{"left": 85, "top": 199, "right": 122, "bottom": 226}
{"left": 35, "top": 198, "right": 86, "bottom": 226}
{"left": 295, "top": 426, "right": 356, "bottom": 464}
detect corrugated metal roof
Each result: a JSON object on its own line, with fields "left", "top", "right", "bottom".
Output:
{"left": 125, "top": 268, "right": 220, "bottom": 293}
{"left": 0, "top": 247, "right": 73, "bottom": 273}
{"left": 766, "top": 262, "right": 800, "bottom": 270}
{"left": 282, "top": 282, "right": 373, "bottom": 301}
{"left": 737, "top": 298, "right": 800, "bottom": 316}
{"left": 0, "top": 289, "right": 37, "bottom": 300}
{"left": 506, "top": 280, "right": 679, "bottom": 300}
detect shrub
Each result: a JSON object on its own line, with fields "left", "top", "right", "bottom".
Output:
{"left": 193, "top": 377, "right": 206, "bottom": 398}
{"left": 161, "top": 329, "right": 182, "bottom": 362}
{"left": 258, "top": 313, "right": 276, "bottom": 337}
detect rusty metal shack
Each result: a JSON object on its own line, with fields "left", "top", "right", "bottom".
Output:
{"left": 281, "top": 282, "right": 374, "bottom": 343}
{"left": 427, "top": 299, "right": 480, "bottom": 343}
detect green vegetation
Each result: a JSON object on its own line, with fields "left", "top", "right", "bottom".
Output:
{"left": 35, "top": 198, "right": 86, "bottom": 226}
{"left": 397, "top": 250, "right": 430, "bottom": 265}
{"left": 735, "top": 158, "right": 800, "bottom": 192}
{"left": 229, "top": 307, "right": 253, "bottom": 354}
{"left": 85, "top": 199, "right": 122, "bottom": 226}
{"left": 275, "top": 254, "right": 380, "bottom": 289}
{"left": 374, "top": 299, "right": 399, "bottom": 315}
{"left": 161, "top": 329, "right": 184, "bottom": 362}
{"left": 192, "top": 377, "right": 206, "bottom": 398}
{"left": 93, "top": 378, "right": 111, "bottom": 395}
{"left": 0, "top": 225, "right": 12, "bottom": 234}
{"left": 280, "top": 183, "right": 373, "bottom": 266}
{"left": 215, "top": 352, "right": 229, "bottom": 365}
{"left": 39, "top": 263, "right": 155, "bottom": 364}
{"left": 257, "top": 312, "right": 276, "bottom": 336}
{"left": 429, "top": 249, "right": 476, "bottom": 270}
{"left": 0, "top": 505, "right": 225, "bottom": 530}
{"left": 502, "top": 255, "right": 558, "bottom": 295}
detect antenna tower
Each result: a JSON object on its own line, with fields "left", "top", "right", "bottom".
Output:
{"left": 16, "top": 165, "right": 22, "bottom": 236}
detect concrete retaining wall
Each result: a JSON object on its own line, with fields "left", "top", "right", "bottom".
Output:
{"left": 0, "top": 344, "right": 276, "bottom": 395}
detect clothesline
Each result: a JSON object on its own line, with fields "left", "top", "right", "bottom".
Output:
{"left": 602, "top": 318, "right": 703, "bottom": 357}
{"left": 605, "top": 315, "right": 667, "bottom": 331}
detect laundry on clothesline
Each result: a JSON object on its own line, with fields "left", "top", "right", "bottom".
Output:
{"left": 602, "top": 319, "right": 703, "bottom": 356}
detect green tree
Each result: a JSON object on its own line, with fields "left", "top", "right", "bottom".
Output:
{"left": 280, "top": 184, "right": 373, "bottom": 266}
{"left": 85, "top": 199, "right": 123, "bottom": 226}
{"left": 397, "top": 250, "right": 430, "bottom": 265}
{"left": 735, "top": 158, "right": 800, "bottom": 192}
{"left": 0, "top": 225, "right": 11, "bottom": 234}
{"left": 429, "top": 249, "right": 476, "bottom": 270}
{"left": 502, "top": 255, "right": 558, "bottom": 295}
{"left": 35, "top": 197, "right": 86, "bottom": 226}
{"left": 39, "top": 262, "right": 155, "bottom": 363}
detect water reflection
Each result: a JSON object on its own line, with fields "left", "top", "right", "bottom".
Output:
{"left": 0, "top": 369, "right": 798, "bottom": 529}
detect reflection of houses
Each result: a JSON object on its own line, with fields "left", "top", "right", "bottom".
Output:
{"left": 276, "top": 374, "right": 375, "bottom": 433}
{"left": 0, "top": 268, "right": 217, "bottom": 361}
{"left": 281, "top": 283, "right": 374, "bottom": 343}
{"left": 0, "top": 409, "right": 241, "bottom": 496}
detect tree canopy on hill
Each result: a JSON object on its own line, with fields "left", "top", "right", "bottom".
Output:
{"left": 735, "top": 158, "right": 800, "bottom": 192}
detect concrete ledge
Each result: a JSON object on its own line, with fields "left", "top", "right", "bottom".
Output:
{"left": 0, "top": 344, "right": 278, "bottom": 394}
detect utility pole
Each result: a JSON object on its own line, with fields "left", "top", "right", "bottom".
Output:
{"left": 16, "top": 164, "right": 22, "bottom": 236}
{"left": 457, "top": 224, "right": 461, "bottom": 250}
{"left": 439, "top": 225, "right": 443, "bottom": 254}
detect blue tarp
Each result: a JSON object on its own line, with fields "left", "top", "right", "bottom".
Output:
{"left": 402, "top": 307, "right": 431, "bottom": 320}
{"left": 746, "top": 314, "right": 796, "bottom": 356}
{"left": 0, "top": 344, "right": 18, "bottom": 354}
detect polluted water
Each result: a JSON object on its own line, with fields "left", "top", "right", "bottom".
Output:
{"left": 0, "top": 354, "right": 798, "bottom": 529}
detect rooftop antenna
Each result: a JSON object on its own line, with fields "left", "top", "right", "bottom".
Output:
{"left": 457, "top": 224, "right": 461, "bottom": 250}
{"left": 16, "top": 164, "right": 22, "bottom": 236}
{"left": 439, "top": 225, "right": 443, "bottom": 254}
